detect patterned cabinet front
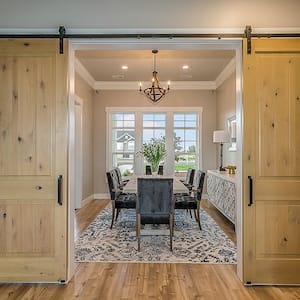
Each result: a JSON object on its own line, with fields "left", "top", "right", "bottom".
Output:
{"left": 207, "top": 170, "right": 236, "bottom": 224}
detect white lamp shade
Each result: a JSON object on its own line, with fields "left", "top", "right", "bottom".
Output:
{"left": 213, "top": 130, "right": 230, "bottom": 143}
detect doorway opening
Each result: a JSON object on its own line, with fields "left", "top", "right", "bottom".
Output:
{"left": 68, "top": 38, "right": 243, "bottom": 280}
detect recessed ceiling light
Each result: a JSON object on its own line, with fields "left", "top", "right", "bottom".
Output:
{"left": 121, "top": 65, "right": 128, "bottom": 70}
{"left": 182, "top": 65, "right": 189, "bottom": 70}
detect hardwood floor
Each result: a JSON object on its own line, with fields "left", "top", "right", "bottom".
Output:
{"left": 0, "top": 199, "right": 299, "bottom": 300}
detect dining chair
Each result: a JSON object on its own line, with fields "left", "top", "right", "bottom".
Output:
{"left": 175, "top": 170, "right": 205, "bottom": 230}
{"left": 158, "top": 165, "right": 164, "bottom": 175}
{"left": 106, "top": 170, "right": 136, "bottom": 229}
{"left": 114, "top": 167, "right": 129, "bottom": 189}
{"left": 179, "top": 168, "right": 195, "bottom": 194}
{"left": 145, "top": 165, "right": 152, "bottom": 175}
{"left": 136, "top": 178, "right": 174, "bottom": 251}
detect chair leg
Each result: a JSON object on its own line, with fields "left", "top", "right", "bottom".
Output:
{"left": 137, "top": 213, "right": 141, "bottom": 251}
{"left": 193, "top": 209, "right": 198, "bottom": 221}
{"left": 169, "top": 213, "right": 174, "bottom": 251}
{"left": 196, "top": 202, "right": 202, "bottom": 230}
{"left": 110, "top": 200, "right": 116, "bottom": 229}
{"left": 115, "top": 208, "right": 121, "bottom": 221}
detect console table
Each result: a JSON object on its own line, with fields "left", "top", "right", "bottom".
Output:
{"left": 207, "top": 170, "right": 236, "bottom": 225}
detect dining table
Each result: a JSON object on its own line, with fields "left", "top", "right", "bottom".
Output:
{"left": 123, "top": 174, "right": 189, "bottom": 194}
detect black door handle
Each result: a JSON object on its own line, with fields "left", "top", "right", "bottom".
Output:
{"left": 58, "top": 175, "right": 63, "bottom": 206}
{"left": 248, "top": 176, "right": 253, "bottom": 207}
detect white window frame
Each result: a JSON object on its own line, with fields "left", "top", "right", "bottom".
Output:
{"left": 173, "top": 112, "right": 199, "bottom": 174}
{"left": 106, "top": 107, "right": 203, "bottom": 175}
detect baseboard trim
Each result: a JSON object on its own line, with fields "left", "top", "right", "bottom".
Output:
{"left": 94, "top": 193, "right": 110, "bottom": 200}
{"left": 81, "top": 194, "right": 94, "bottom": 208}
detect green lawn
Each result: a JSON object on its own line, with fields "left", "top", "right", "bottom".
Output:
{"left": 174, "top": 163, "right": 196, "bottom": 172}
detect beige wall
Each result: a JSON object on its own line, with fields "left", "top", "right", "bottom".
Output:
{"left": 75, "top": 73, "right": 94, "bottom": 200}
{"left": 93, "top": 89, "right": 217, "bottom": 195}
{"left": 216, "top": 72, "right": 237, "bottom": 167}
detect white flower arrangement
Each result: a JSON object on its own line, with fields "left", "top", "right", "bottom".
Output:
{"left": 137, "top": 138, "right": 166, "bottom": 172}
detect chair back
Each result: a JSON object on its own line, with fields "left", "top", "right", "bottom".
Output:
{"left": 185, "top": 168, "right": 195, "bottom": 185}
{"left": 193, "top": 170, "right": 206, "bottom": 200}
{"left": 145, "top": 165, "right": 152, "bottom": 175}
{"left": 158, "top": 165, "right": 164, "bottom": 175}
{"left": 106, "top": 169, "right": 121, "bottom": 200}
{"left": 137, "top": 178, "right": 174, "bottom": 224}
{"left": 114, "top": 167, "right": 123, "bottom": 186}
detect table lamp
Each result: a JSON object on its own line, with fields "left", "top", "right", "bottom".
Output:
{"left": 213, "top": 130, "right": 230, "bottom": 171}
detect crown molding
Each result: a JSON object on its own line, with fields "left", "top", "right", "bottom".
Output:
{"left": 75, "top": 58, "right": 95, "bottom": 89}
{"left": 94, "top": 80, "right": 215, "bottom": 91}
{"left": 215, "top": 58, "right": 236, "bottom": 89}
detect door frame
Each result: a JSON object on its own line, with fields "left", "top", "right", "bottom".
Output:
{"left": 74, "top": 96, "right": 83, "bottom": 209}
{"left": 67, "top": 37, "right": 243, "bottom": 280}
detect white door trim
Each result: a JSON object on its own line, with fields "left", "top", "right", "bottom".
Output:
{"left": 74, "top": 96, "right": 83, "bottom": 209}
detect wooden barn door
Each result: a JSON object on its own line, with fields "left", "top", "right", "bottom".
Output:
{"left": 243, "top": 39, "right": 300, "bottom": 284}
{"left": 0, "top": 39, "right": 68, "bottom": 282}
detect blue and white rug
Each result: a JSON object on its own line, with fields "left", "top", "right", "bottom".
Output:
{"left": 75, "top": 206, "right": 237, "bottom": 264}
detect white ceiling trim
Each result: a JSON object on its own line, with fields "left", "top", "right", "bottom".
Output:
{"left": 215, "top": 58, "right": 236, "bottom": 89}
{"left": 75, "top": 58, "right": 95, "bottom": 88}
{"left": 94, "top": 81, "right": 215, "bottom": 90}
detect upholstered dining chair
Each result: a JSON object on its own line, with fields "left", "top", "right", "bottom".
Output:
{"left": 145, "top": 165, "right": 152, "bottom": 175}
{"left": 106, "top": 170, "right": 136, "bottom": 229}
{"left": 136, "top": 178, "right": 174, "bottom": 251}
{"left": 179, "top": 168, "right": 195, "bottom": 194}
{"left": 175, "top": 170, "right": 205, "bottom": 230}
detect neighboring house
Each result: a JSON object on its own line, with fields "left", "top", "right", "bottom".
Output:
{"left": 116, "top": 131, "right": 135, "bottom": 156}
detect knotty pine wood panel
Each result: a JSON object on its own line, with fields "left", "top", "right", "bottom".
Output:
{"left": 0, "top": 200, "right": 54, "bottom": 255}
{"left": 257, "top": 55, "right": 290, "bottom": 176}
{"left": 290, "top": 57, "right": 300, "bottom": 175}
{"left": 0, "top": 56, "right": 52, "bottom": 176}
{"left": 0, "top": 178, "right": 56, "bottom": 199}
{"left": 0, "top": 57, "right": 17, "bottom": 173}
{"left": 256, "top": 202, "right": 300, "bottom": 256}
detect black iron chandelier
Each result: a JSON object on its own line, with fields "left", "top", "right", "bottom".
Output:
{"left": 139, "top": 49, "right": 170, "bottom": 103}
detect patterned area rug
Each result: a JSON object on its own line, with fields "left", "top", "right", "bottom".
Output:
{"left": 75, "top": 206, "right": 237, "bottom": 263}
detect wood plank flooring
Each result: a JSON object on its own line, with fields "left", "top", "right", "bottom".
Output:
{"left": 0, "top": 199, "right": 299, "bottom": 300}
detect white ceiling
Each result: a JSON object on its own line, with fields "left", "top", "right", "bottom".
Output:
{"left": 75, "top": 49, "right": 236, "bottom": 85}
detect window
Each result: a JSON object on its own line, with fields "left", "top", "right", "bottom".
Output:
{"left": 111, "top": 113, "right": 135, "bottom": 175}
{"left": 173, "top": 113, "right": 198, "bottom": 172}
{"left": 107, "top": 108, "right": 202, "bottom": 175}
{"left": 143, "top": 113, "right": 166, "bottom": 143}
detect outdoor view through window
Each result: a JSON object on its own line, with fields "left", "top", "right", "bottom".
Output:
{"left": 109, "top": 110, "right": 199, "bottom": 176}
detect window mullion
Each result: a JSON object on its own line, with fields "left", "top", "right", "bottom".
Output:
{"left": 135, "top": 112, "right": 143, "bottom": 174}
{"left": 165, "top": 111, "right": 174, "bottom": 175}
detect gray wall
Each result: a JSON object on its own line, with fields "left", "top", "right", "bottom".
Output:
{"left": 93, "top": 89, "right": 217, "bottom": 195}
{"left": 0, "top": 1, "right": 299, "bottom": 28}
{"left": 216, "top": 72, "right": 237, "bottom": 167}
{"left": 75, "top": 73, "right": 94, "bottom": 200}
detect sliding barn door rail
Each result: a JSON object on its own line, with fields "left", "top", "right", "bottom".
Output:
{"left": 0, "top": 25, "right": 300, "bottom": 54}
